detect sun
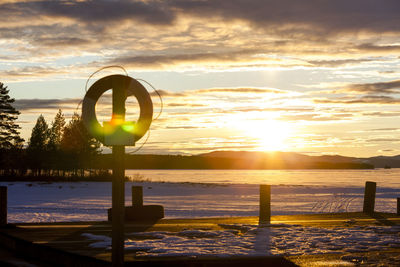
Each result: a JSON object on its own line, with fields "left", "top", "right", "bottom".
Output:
{"left": 224, "top": 113, "right": 295, "bottom": 151}
{"left": 238, "top": 119, "right": 293, "bottom": 151}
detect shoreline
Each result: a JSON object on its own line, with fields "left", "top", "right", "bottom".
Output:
{"left": 0, "top": 166, "right": 386, "bottom": 182}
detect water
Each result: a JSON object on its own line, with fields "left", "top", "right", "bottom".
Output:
{"left": 126, "top": 168, "right": 400, "bottom": 188}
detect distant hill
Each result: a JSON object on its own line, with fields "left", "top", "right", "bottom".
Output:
{"left": 91, "top": 151, "right": 375, "bottom": 170}
{"left": 362, "top": 155, "right": 400, "bottom": 168}
{"left": 199, "top": 151, "right": 360, "bottom": 163}
{"left": 200, "top": 150, "right": 400, "bottom": 169}
{"left": 197, "top": 151, "right": 373, "bottom": 169}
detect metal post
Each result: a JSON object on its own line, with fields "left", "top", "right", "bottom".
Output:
{"left": 363, "top": 181, "right": 376, "bottom": 214}
{"left": 132, "top": 186, "right": 143, "bottom": 207}
{"left": 0, "top": 186, "right": 6, "bottom": 227}
{"left": 112, "top": 80, "right": 127, "bottom": 267}
{"left": 259, "top": 184, "right": 271, "bottom": 224}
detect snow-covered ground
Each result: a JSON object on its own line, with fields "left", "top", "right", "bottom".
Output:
{"left": 1, "top": 181, "right": 399, "bottom": 223}
{"left": 82, "top": 224, "right": 400, "bottom": 257}
{"left": 2, "top": 178, "right": 399, "bottom": 258}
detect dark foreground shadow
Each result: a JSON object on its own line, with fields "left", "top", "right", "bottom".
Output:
{"left": 0, "top": 219, "right": 299, "bottom": 266}
{"left": 127, "top": 256, "right": 298, "bottom": 267}
{"left": 369, "top": 212, "right": 397, "bottom": 226}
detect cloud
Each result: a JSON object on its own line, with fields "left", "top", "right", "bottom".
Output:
{"left": 343, "top": 79, "right": 400, "bottom": 94}
{"left": 305, "top": 79, "right": 400, "bottom": 95}
{"left": 367, "top": 138, "right": 400, "bottom": 142}
{"left": 279, "top": 113, "right": 353, "bottom": 122}
{"left": 14, "top": 85, "right": 287, "bottom": 114}
{"left": 106, "top": 48, "right": 390, "bottom": 71}
{"left": 165, "top": 126, "right": 201, "bottom": 129}
{"left": 2, "top": 0, "right": 400, "bottom": 78}
{"left": 2, "top": 1, "right": 400, "bottom": 73}
{"left": 306, "top": 58, "right": 375, "bottom": 68}
{"left": 378, "top": 149, "right": 396, "bottom": 152}
{"left": 0, "top": 0, "right": 174, "bottom": 25}
{"left": 108, "top": 49, "right": 263, "bottom": 68}
{"left": 150, "top": 90, "right": 186, "bottom": 97}
{"left": 1, "top": 66, "right": 68, "bottom": 78}
{"left": 171, "top": 0, "right": 400, "bottom": 35}
{"left": 14, "top": 98, "right": 81, "bottom": 112}
{"left": 314, "top": 95, "right": 400, "bottom": 105}
{"left": 356, "top": 43, "right": 400, "bottom": 53}
{"left": 3, "top": 0, "right": 400, "bottom": 36}
{"left": 0, "top": 23, "right": 93, "bottom": 46}
{"left": 33, "top": 37, "right": 91, "bottom": 47}
{"left": 195, "top": 87, "right": 288, "bottom": 94}
{"left": 230, "top": 107, "right": 314, "bottom": 113}
{"left": 362, "top": 112, "right": 400, "bottom": 117}
{"left": 166, "top": 103, "right": 206, "bottom": 107}
{"left": 366, "top": 128, "right": 400, "bottom": 132}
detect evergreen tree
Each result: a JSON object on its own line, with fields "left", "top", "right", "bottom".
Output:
{"left": 46, "top": 109, "right": 66, "bottom": 176}
{"left": 28, "top": 115, "right": 50, "bottom": 152}
{"left": 0, "top": 82, "right": 24, "bottom": 149}
{"left": 61, "top": 113, "right": 101, "bottom": 176}
{"left": 27, "top": 115, "right": 50, "bottom": 175}
{"left": 48, "top": 109, "right": 66, "bottom": 151}
{"left": 61, "top": 113, "right": 100, "bottom": 155}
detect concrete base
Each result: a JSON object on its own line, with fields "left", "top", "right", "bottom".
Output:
{"left": 108, "top": 205, "right": 164, "bottom": 222}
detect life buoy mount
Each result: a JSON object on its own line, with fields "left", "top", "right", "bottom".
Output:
{"left": 82, "top": 74, "right": 153, "bottom": 146}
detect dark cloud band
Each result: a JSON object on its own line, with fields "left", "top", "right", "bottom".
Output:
{"left": 3, "top": 0, "right": 400, "bottom": 34}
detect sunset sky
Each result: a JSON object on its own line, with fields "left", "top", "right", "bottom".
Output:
{"left": 2, "top": 0, "right": 400, "bottom": 157}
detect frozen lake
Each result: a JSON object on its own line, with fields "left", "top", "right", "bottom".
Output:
{"left": 126, "top": 168, "right": 400, "bottom": 187}
{"left": 1, "top": 169, "right": 399, "bottom": 223}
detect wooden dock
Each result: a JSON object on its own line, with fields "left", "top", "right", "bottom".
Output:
{"left": 0, "top": 212, "right": 399, "bottom": 266}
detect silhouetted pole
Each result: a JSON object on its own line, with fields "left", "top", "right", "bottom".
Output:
{"left": 363, "top": 181, "right": 376, "bottom": 214}
{"left": 259, "top": 185, "right": 271, "bottom": 224}
{"left": 132, "top": 186, "right": 143, "bottom": 207}
{"left": 0, "top": 186, "right": 6, "bottom": 227}
{"left": 112, "top": 84, "right": 126, "bottom": 267}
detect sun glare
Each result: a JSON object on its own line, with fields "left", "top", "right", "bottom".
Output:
{"left": 233, "top": 118, "right": 293, "bottom": 151}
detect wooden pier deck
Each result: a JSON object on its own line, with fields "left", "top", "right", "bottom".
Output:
{"left": 0, "top": 212, "right": 399, "bottom": 266}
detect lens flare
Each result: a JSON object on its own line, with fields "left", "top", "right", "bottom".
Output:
{"left": 121, "top": 123, "right": 135, "bottom": 133}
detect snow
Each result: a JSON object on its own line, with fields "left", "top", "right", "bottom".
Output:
{"left": 1, "top": 171, "right": 399, "bottom": 259}
{"left": 81, "top": 233, "right": 111, "bottom": 248}
{"left": 1, "top": 180, "right": 399, "bottom": 223}
{"left": 80, "top": 224, "right": 400, "bottom": 257}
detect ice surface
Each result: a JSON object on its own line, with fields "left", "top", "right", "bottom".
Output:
{"left": 1, "top": 181, "right": 398, "bottom": 223}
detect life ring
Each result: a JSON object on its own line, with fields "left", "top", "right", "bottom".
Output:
{"left": 82, "top": 74, "right": 153, "bottom": 144}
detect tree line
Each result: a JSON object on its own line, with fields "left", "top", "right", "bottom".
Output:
{"left": 0, "top": 81, "right": 374, "bottom": 178}
{"left": 0, "top": 82, "right": 109, "bottom": 179}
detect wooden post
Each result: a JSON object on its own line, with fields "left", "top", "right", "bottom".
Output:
{"left": 259, "top": 185, "right": 271, "bottom": 224}
{"left": 112, "top": 146, "right": 125, "bottom": 266}
{"left": 0, "top": 186, "right": 6, "bottom": 227}
{"left": 397, "top": 198, "right": 400, "bottom": 216}
{"left": 112, "top": 81, "right": 126, "bottom": 267}
{"left": 132, "top": 186, "right": 143, "bottom": 207}
{"left": 363, "top": 181, "right": 376, "bottom": 214}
